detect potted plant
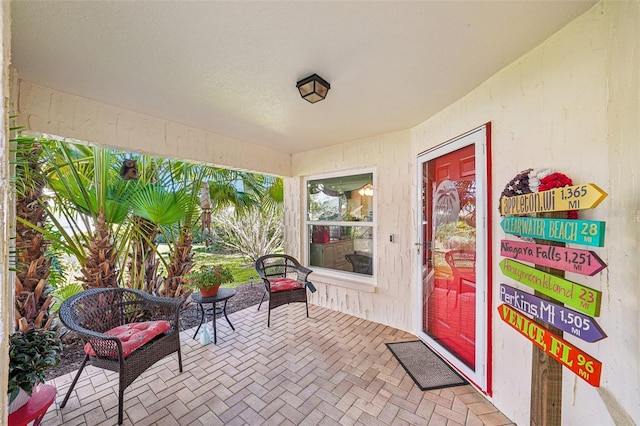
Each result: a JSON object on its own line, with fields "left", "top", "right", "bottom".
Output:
{"left": 183, "top": 265, "right": 234, "bottom": 297}
{"left": 8, "top": 328, "right": 62, "bottom": 413}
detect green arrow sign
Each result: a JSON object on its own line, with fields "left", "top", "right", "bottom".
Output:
{"left": 501, "top": 183, "right": 608, "bottom": 216}
{"left": 501, "top": 216, "right": 605, "bottom": 247}
{"left": 500, "top": 258, "right": 602, "bottom": 317}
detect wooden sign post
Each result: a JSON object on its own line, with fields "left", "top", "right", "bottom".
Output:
{"left": 531, "top": 212, "right": 565, "bottom": 426}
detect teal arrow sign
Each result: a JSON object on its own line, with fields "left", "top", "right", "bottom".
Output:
{"left": 500, "top": 216, "right": 605, "bottom": 247}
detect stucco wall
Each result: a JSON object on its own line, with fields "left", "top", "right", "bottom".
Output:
{"left": 410, "top": 1, "right": 638, "bottom": 425}
{"left": 15, "top": 80, "right": 292, "bottom": 177}
{"left": 0, "top": 1, "right": 10, "bottom": 424}
{"left": 290, "top": 130, "right": 415, "bottom": 332}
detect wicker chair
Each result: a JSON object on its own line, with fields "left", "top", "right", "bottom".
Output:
{"left": 345, "top": 253, "right": 373, "bottom": 275}
{"left": 59, "top": 288, "right": 183, "bottom": 425}
{"left": 255, "top": 254, "right": 316, "bottom": 327}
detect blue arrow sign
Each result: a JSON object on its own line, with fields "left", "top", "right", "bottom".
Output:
{"left": 500, "top": 284, "right": 607, "bottom": 343}
{"left": 500, "top": 216, "right": 606, "bottom": 247}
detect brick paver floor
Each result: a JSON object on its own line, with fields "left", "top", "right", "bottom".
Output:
{"left": 43, "top": 303, "right": 515, "bottom": 425}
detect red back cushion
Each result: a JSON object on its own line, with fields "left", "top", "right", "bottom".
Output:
{"left": 84, "top": 320, "right": 171, "bottom": 358}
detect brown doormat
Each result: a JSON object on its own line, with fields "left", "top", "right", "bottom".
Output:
{"left": 386, "top": 340, "right": 468, "bottom": 391}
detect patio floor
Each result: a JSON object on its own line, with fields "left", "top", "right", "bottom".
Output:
{"left": 42, "top": 303, "right": 515, "bottom": 425}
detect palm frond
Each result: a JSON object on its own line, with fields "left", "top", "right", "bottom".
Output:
{"left": 130, "top": 185, "right": 189, "bottom": 226}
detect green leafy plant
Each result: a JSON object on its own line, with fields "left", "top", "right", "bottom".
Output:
{"left": 182, "top": 265, "right": 234, "bottom": 291}
{"left": 8, "top": 329, "right": 62, "bottom": 402}
{"left": 50, "top": 282, "right": 85, "bottom": 313}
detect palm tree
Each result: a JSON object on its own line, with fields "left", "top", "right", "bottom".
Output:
{"left": 124, "top": 155, "right": 177, "bottom": 293}
{"left": 13, "top": 134, "right": 55, "bottom": 331}
{"left": 129, "top": 178, "right": 191, "bottom": 296}
{"left": 40, "top": 141, "right": 134, "bottom": 289}
{"left": 15, "top": 136, "right": 279, "bottom": 301}
{"left": 156, "top": 166, "right": 273, "bottom": 297}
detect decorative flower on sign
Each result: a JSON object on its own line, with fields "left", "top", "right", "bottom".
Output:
{"left": 500, "top": 168, "right": 578, "bottom": 219}
{"left": 500, "top": 168, "right": 533, "bottom": 199}
{"left": 183, "top": 265, "right": 234, "bottom": 290}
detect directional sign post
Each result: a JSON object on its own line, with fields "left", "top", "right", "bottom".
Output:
{"left": 500, "top": 284, "right": 607, "bottom": 342}
{"left": 499, "top": 178, "right": 609, "bottom": 423}
{"left": 501, "top": 184, "right": 608, "bottom": 216}
{"left": 500, "top": 239, "right": 607, "bottom": 276}
{"left": 500, "top": 258, "right": 602, "bottom": 317}
{"left": 498, "top": 304, "right": 602, "bottom": 387}
{"left": 501, "top": 216, "right": 606, "bottom": 247}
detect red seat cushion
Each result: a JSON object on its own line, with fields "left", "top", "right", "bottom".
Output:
{"left": 269, "top": 278, "right": 304, "bottom": 293}
{"left": 84, "top": 320, "right": 171, "bottom": 358}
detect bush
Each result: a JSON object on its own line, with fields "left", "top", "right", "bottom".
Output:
{"left": 9, "top": 329, "right": 62, "bottom": 402}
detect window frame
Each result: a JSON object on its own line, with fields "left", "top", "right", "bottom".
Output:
{"left": 304, "top": 168, "right": 376, "bottom": 288}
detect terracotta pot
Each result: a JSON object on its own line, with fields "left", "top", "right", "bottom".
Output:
{"left": 199, "top": 285, "right": 220, "bottom": 297}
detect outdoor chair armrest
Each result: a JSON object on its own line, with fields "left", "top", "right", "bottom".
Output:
{"left": 296, "top": 265, "right": 313, "bottom": 282}
{"left": 305, "top": 281, "right": 317, "bottom": 293}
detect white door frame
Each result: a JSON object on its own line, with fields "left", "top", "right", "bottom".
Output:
{"left": 415, "top": 123, "right": 492, "bottom": 392}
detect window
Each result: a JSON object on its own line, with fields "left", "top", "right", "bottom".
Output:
{"left": 306, "top": 171, "right": 374, "bottom": 276}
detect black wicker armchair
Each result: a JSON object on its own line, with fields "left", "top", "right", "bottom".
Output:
{"left": 255, "top": 254, "right": 316, "bottom": 327}
{"left": 59, "top": 288, "right": 183, "bottom": 425}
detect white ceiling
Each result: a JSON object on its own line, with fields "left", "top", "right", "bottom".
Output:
{"left": 11, "top": 1, "right": 596, "bottom": 154}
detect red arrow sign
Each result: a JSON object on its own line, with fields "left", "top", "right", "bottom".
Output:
{"left": 500, "top": 240, "right": 607, "bottom": 276}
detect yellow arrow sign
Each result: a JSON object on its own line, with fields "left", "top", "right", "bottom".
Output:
{"left": 501, "top": 183, "right": 607, "bottom": 216}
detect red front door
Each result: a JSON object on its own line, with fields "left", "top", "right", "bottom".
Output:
{"left": 422, "top": 144, "right": 476, "bottom": 369}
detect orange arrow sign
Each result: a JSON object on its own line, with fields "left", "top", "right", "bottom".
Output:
{"left": 498, "top": 304, "right": 602, "bottom": 387}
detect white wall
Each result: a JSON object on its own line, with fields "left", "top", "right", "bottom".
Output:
{"left": 0, "top": 0, "right": 10, "bottom": 424}
{"left": 15, "top": 81, "right": 292, "bottom": 177}
{"left": 410, "top": 1, "right": 638, "bottom": 425}
{"left": 290, "top": 130, "right": 415, "bottom": 331}
{"left": 291, "top": 1, "right": 639, "bottom": 424}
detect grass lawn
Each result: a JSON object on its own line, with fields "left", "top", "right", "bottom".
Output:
{"left": 191, "top": 247, "right": 258, "bottom": 288}
{"left": 59, "top": 244, "right": 260, "bottom": 290}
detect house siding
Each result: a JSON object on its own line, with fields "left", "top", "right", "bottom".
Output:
{"left": 293, "top": 1, "right": 639, "bottom": 425}
{"left": 290, "top": 131, "right": 414, "bottom": 332}
{"left": 0, "top": 2, "right": 12, "bottom": 423}
{"left": 412, "top": 2, "right": 638, "bottom": 425}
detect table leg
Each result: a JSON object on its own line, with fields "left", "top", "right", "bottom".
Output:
{"left": 193, "top": 303, "right": 205, "bottom": 339}
{"left": 222, "top": 299, "right": 235, "bottom": 330}
{"left": 211, "top": 301, "right": 217, "bottom": 344}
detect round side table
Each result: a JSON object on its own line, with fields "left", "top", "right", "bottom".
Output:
{"left": 190, "top": 287, "right": 236, "bottom": 344}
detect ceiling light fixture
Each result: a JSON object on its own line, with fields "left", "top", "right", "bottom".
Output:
{"left": 296, "top": 74, "right": 330, "bottom": 103}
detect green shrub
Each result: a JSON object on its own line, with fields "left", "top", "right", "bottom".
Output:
{"left": 8, "top": 329, "right": 62, "bottom": 402}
